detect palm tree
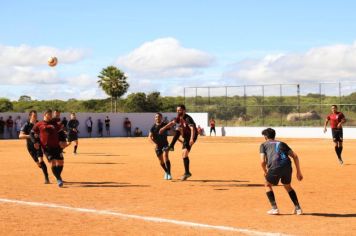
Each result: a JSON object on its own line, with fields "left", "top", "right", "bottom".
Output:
{"left": 98, "top": 66, "right": 129, "bottom": 112}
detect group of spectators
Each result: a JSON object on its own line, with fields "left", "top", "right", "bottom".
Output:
{"left": 0, "top": 115, "right": 144, "bottom": 139}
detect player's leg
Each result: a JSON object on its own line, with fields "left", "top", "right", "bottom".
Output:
{"left": 37, "top": 154, "right": 50, "bottom": 184}
{"left": 163, "top": 149, "right": 171, "bottom": 179}
{"left": 264, "top": 169, "right": 280, "bottom": 215}
{"left": 180, "top": 146, "right": 192, "bottom": 181}
{"left": 74, "top": 139, "right": 79, "bottom": 154}
{"left": 282, "top": 167, "right": 302, "bottom": 214}
{"left": 155, "top": 149, "right": 168, "bottom": 179}
{"left": 169, "top": 128, "right": 181, "bottom": 151}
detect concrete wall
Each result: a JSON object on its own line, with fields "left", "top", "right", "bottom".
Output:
{"left": 201, "top": 126, "right": 356, "bottom": 139}
{"left": 0, "top": 112, "right": 208, "bottom": 139}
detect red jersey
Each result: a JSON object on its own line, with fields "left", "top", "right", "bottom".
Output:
{"left": 210, "top": 120, "right": 215, "bottom": 128}
{"left": 174, "top": 114, "right": 197, "bottom": 137}
{"left": 32, "top": 120, "right": 62, "bottom": 149}
{"left": 327, "top": 112, "right": 345, "bottom": 129}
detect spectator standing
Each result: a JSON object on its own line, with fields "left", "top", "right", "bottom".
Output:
{"left": 6, "top": 116, "right": 14, "bottom": 139}
{"left": 124, "top": 117, "right": 132, "bottom": 137}
{"left": 86, "top": 117, "right": 93, "bottom": 138}
{"left": 0, "top": 117, "right": 5, "bottom": 139}
{"left": 15, "top": 116, "right": 23, "bottom": 138}
{"left": 209, "top": 118, "right": 216, "bottom": 136}
{"left": 98, "top": 119, "right": 104, "bottom": 137}
{"left": 104, "top": 116, "right": 111, "bottom": 136}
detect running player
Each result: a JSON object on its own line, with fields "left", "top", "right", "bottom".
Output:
{"left": 19, "top": 110, "right": 50, "bottom": 184}
{"left": 260, "top": 128, "right": 303, "bottom": 215}
{"left": 148, "top": 112, "right": 172, "bottom": 180}
{"left": 160, "top": 104, "right": 197, "bottom": 181}
{"left": 323, "top": 104, "right": 346, "bottom": 165}
{"left": 67, "top": 112, "right": 80, "bottom": 154}
{"left": 31, "top": 109, "right": 67, "bottom": 187}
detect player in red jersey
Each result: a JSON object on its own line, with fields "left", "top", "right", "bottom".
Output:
{"left": 323, "top": 105, "right": 346, "bottom": 165}
{"left": 31, "top": 109, "right": 68, "bottom": 187}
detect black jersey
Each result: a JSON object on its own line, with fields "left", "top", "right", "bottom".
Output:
{"left": 68, "top": 119, "right": 79, "bottom": 133}
{"left": 20, "top": 121, "right": 36, "bottom": 150}
{"left": 175, "top": 114, "right": 197, "bottom": 138}
{"left": 150, "top": 122, "right": 169, "bottom": 147}
{"left": 260, "top": 140, "right": 292, "bottom": 169}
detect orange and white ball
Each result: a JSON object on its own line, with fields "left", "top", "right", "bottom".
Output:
{"left": 48, "top": 56, "right": 58, "bottom": 67}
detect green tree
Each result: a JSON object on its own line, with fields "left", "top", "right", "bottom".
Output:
{"left": 146, "top": 92, "right": 163, "bottom": 112}
{"left": 98, "top": 66, "right": 129, "bottom": 112}
{"left": 18, "top": 95, "right": 32, "bottom": 102}
{"left": 0, "top": 98, "right": 13, "bottom": 112}
{"left": 124, "top": 93, "right": 147, "bottom": 112}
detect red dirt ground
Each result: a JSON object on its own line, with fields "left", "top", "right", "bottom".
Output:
{"left": 0, "top": 136, "right": 355, "bottom": 235}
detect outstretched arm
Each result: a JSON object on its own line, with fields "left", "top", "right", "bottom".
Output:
{"left": 159, "top": 121, "right": 175, "bottom": 134}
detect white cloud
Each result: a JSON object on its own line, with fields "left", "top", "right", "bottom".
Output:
{"left": 117, "top": 37, "right": 215, "bottom": 79}
{"left": 224, "top": 42, "right": 356, "bottom": 84}
{"left": 0, "top": 44, "right": 87, "bottom": 66}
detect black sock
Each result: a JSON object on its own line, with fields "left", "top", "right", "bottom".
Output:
{"left": 170, "top": 131, "right": 181, "bottom": 148}
{"left": 160, "top": 163, "right": 168, "bottom": 172}
{"left": 288, "top": 189, "right": 300, "bottom": 208}
{"left": 339, "top": 146, "right": 343, "bottom": 158}
{"left": 39, "top": 162, "right": 48, "bottom": 179}
{"left": 74, "top": 145, "right": 78, "bottom": 153}
{"left": 266, "top": 191, "right": 277, "bottom": 208}
{"left": 335, "top": 146, "right": 340, "bottom": 158}
{"left": 165, "top": 160, "right": 171, "bottom": 175}
{"left": 183, "top": 157, "right": 190, "bottom": 174}
{"left": 58, "top": 165, "right": 63, "bottom": 175}
{"left": 51, "top": 166, "right": 60, "bottom": 180}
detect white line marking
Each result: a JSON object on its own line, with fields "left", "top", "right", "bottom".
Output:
{"left": 0, "top": 198, "right": 289, "bottom": 236}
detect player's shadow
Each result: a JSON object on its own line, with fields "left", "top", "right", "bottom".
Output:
{"left": 188, "top": 179, "right": 264, "bottom": 188}
{"left": 69, "top": 162, "right": 125, "bottom": 165}
{"left": 304, "top": 213, "right": 356, "bottom": 218}
{"left": 76, "top": 152, "right": 127, "bottom": 157}
{"left": 64, "top": 181, "right": 149, "bottom": 188}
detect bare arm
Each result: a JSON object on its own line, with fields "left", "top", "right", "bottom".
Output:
{"left": 289, "top": 151, "right": 303, "bottom": 181}
{"left": 19, "top": 131, "right": 29, "bottom": 139}
{"left": 323, "top": 119, "right": 329, "bottom": 133}
{"left": 148, "top": 132, "right": 157, "bottom": 145}
{"left": 260, "top": 153, "right": 267, "bottom": 176}
{"left": 189, "top": 125, "right": 195, "bottom": 146}
{"left": 159, "top": 121, "right": 175, "bottom": 134}
{"left": 337, "top": 118, "right": 346, "bottom": 128}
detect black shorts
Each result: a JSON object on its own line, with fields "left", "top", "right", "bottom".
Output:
{"left": 155, "top": 145, "right": 169, "bottom": 156}
{"left": 68, "top": 132, "right": 78, "bottom": 142}
{"left": 43, "top": 146, "right": 63, "bottom": 161}
{"left": 27, "top": 147, "right": 43, "bottom": 163}
{"left": 332, "top": 128, "right": 343, "bottom": 142}
{"left": 182, "top": 133, "right": 198, "bottom": 151}
{"left": 105, "top": 126, "right": 110, "bottom": 131}
{"left": 87, "top": 127, "right": 92, "bottom": 133}
{"left": 266, "top": 166, "right": 292, "bottom": 185}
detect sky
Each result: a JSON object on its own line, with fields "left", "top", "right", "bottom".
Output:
{"left": 1, "top": 0, "right": 356, "bottom": 100}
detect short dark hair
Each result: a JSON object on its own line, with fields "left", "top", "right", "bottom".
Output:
{"left": 156, "top": 112, "right": 162, "bottom": 117}
{"left": 45, "top": 109, "right": 52, "bottom": 115}
{"left": 54, "top": 109, "right": 60, "bottom": 113}
{"left": 262, "top": 128, "right": 276, "bottom": 139}
{"left": 177, "top": 104, "right": 186, "bottom": 110}
{"left": 331, "top": 104, "right": 338, "bottom": 108}
{"left": 29, "top": 110, "right": 37, "bottom": 117}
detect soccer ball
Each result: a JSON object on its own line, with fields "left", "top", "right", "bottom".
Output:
{"left": 48, "top": 56, "right": 58, "bottom": 67}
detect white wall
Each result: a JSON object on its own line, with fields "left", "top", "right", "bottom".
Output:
{"left": 0, "top": 112, "right": 208, "bottom": 139}
{"left": 201, "top": 126, "right": 356, "bottom": 139}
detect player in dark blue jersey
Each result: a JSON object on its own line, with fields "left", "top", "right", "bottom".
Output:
{"left": 260, "top": 128, "right": 303, "bottom": 215}
{"left": 19, "top": 110, "right": 50, "bottom": 184}
{"left": 160, "top": 105, "right": 197, "bottom": 181}
{"left": 149, "top": 113, "right": 172, "bottom": 180}
{"left": 67, "top": 112, "right": 80, "bottom": 154}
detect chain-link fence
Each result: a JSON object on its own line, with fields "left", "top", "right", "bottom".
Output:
{"left": 184, "top": 82, "right": 356, "bottom": 127}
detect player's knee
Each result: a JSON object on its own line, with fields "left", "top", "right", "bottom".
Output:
{"left": 283, "top": 184, "right": 292, "bottom": 191}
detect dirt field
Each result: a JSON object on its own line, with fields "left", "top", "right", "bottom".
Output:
{"left": 0, "top": 136, "right": 355, "bottom": 236}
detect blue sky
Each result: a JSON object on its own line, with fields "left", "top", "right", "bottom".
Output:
{"left": 1, "top": 0, "right": 356, "bottom": 100}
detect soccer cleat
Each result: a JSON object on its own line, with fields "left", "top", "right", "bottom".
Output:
{"left": 293, "top": 207, "right": 303, "bottom": 215}
{"left": 180, "top": 172, "right": 192, "bottom": 181}
{"left": 57, "top": 179, "right": 63, "bottom": 187}
{"left": 338, "top": 159, "right": 343, "bottom": 165}
{"left": 166, "top": 174, "right": 172, "bottom": 180}
{"left": 164, "top": 172, "right": 168, "bottom": 180}
{"left": 267, "top": 208, "right": 279, "bottom": 215}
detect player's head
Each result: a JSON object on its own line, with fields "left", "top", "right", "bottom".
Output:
{"left": 262, "top": 128, "right": 276, "bottom": 140}
{"left": 177, "top": 104, "right": 186, "bottom": 117}
{"left": 44, "top": 109, "right": 53, "bottom": 121}
{"left": 155, "top": 112, "right": 163, "bottom": 123}
{"left": 331, "top": 104, "right": 338, "bottom": 113}
{"left": 28, "top": 110, "right": 37, "bottom": 122}
{"left": 54, "top": 109, "right": 61, "bottom": 118}
{"left": 70, "top": 112, "right": 76, "bottom": 119}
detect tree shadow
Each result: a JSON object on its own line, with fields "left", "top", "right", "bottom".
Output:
{"left": 63, "top": 181, "right": 149, "bottom": 188}
{"left": 304, "top": 213, "right": 356, "bottom": 218}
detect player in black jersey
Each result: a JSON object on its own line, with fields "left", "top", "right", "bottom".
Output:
{"left": 160, "top": 105, "right": 197, "bottom": 181}
{"left": 149, "top": 113, "right": 172, "bottom": 180}
{"left": 67, "top": 112, "right": 80, "bottom": 154}
{"left": 19, "top": 110, "right": 50, "bottom": 184}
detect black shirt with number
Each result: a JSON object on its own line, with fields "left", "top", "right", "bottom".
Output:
{"left": 150, "top": 122, "right": 169, "bottom": 147}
